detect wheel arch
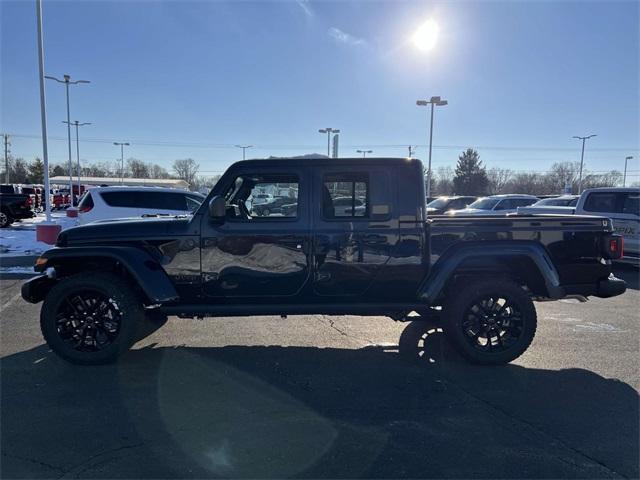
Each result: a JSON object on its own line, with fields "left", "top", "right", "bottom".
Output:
{"left": 419, "top": 241, "right": 564, "bottom": 304}
{"left": 29, "top": 246, "right": 179, "bottom": 304}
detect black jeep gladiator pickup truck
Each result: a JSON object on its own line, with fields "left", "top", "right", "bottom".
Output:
{"left": 22, "top": 158, "right": 626, "bottom": 365}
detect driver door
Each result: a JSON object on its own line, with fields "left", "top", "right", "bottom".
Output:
{"left": 200, "top": 167, "right": 311, "bottom": 298}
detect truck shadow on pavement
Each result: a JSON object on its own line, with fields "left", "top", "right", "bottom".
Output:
{"left": 2, "top": 325, "right": 638, "bottom": 479}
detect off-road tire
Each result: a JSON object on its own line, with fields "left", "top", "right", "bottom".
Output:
{"left": 40, "top": 272, "right": 144, "bottom": 365}
{"left": 443, "top": 278, "right": 537, "bottom": 365}
{"left": 0, "top": 210, "right": 13, "bottom": 228}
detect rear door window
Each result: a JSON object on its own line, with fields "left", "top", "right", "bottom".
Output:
{"left": 583, "top": 192, "right": 625, "bottom": 214}
{"left": 323, "top": 173, "right": 369, "bottom": 219}
{"left": 100, "top": 191, "right": 141, "bottom": 208}
{"left": 622, "top": 194, "right": 640, "bottom": 216}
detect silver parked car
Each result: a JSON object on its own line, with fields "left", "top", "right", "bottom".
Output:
{"left": 447, "top": 194, "right": 539, "bottom": 216}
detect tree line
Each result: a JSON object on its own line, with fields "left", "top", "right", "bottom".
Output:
{"left": 1, "top": 156, "right": 219, "bottom": 192}
{"left": 2, "top": 149, "right": 633, "bottom": 195}
{"left": 430, "top": 148, "right": 632, "bottom": 196}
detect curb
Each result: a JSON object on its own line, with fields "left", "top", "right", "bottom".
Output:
{"left": 0, "top": 255, "right": 39, "bottom": 269}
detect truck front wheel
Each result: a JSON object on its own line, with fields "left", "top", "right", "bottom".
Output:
{"left": 443, "top": 279, "right": 537, "bottom": 365}
{"left": 40, "top": 272, "right": 143, "bottom": 365}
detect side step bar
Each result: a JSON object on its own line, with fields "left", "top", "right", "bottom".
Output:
{"left": 160, "top": 303, "right": 429, "bottom": 318}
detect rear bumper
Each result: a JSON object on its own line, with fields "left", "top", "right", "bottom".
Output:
{"left": 562, "top": 274, "right": 627, "bottom": 299}
{"left": 595, "top": 274, "right": 627, "bottom": 298}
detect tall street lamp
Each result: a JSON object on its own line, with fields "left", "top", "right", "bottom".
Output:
{"left": 624, "top": 156, "right": 634, "bottom": 187}
{"left": 417, "top": 96, "right": 448, "bottom": 199}
{"left": 357, "top": 149, "right": 372, "bottom": 158}
{"left": 319, "top": 128, "right": 340, "bottom": 157}
{"left": 45, "top": 74, "right": 90, "bottom": 204}
{"left": 63, "top": 121, "right": 91, "bottom": 202}
{"left": 572, "top": 134, "right": 596, "bottom": 194}
{"left": 235, "top": 144, "right": 253, "bottom": 161}
{"left": 408, "top": 146, "right": 417, "bottom": 158}
{"left": 114, "top": 142, "right": 130, "bottom": 184}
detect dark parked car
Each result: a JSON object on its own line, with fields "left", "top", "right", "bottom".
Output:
{"left": 426, "top": 196, "right": 477, "bottom": 215}
{"left": 252, "top": 196, "right": 297, "bottom": 216}
{"left": 22, "top": 157, "right": 626, "bottom": 365}
{"left": 1, "top": 185, "right": 34, "bottom": 227}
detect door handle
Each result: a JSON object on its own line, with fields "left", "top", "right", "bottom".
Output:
{"left": 202, "top": 237, "right": 217, "bottom": 248}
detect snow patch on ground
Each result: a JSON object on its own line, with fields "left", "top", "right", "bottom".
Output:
{"left": 0, "top": 212, "right": 78, "bottom": 257}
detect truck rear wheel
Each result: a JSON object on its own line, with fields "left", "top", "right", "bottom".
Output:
{"left": 0, "top": 210, "right": 13, "bottom": 228}
{"left": 443, "top": 279, "right": 537, "bottom": 365}
{"left": 40, "top": 272, "right": 143, "bottom": 365}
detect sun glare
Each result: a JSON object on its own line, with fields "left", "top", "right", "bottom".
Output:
{"left": 412, "top": 19, "right": 439, "bottom": 51}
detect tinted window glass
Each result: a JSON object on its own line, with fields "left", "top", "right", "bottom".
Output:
{"left": 78, "top": 192, "right": 94, "bottom": 210}
{"left": 622, "top": 194, "right": 640, "bottom": 216}
{"left": 514, "top": 198, "right": 537, "bottom": 207}
{"left": 100, "top": 190, "right": 194, "bottom": 211}
{"left": 228, "top": 174, "right": 298, "bottom": 219}
{"left": 100, "top": 191, "right": 140, "bottom": 208}
{"left": 583, "top": 192, "right": 624, "bottom": 213}
{"left": 323, "top": 173, "right": 368, "bottom": 219}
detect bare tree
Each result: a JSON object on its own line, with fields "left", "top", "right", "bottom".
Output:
{"left": 487, "top": 168, "right": 513, "bottom": 194}
{"left": 172, "top": 158, "right": 199, "bottom": 187}
{"left": 127, "top": 158, "right": 150, "bottom": 178}
{"left": 434, "top": 166, "right": 454, "bottom": 195}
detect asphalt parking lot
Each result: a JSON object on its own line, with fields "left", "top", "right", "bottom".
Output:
{"left": 1, "top": 266, "right": 638, "bottom": 479}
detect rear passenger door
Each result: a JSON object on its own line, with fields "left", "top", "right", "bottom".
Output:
{"left": 311, "top": 167, "right": 396, "bottom": 297}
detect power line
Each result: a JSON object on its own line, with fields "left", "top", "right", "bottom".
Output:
{"left": 6, "top": 133, "right": 639, "bottom": 153}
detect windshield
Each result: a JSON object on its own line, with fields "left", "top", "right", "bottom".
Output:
{"left": 427, "top": 198, "right": 450, "bottom": 209}
{"left": 468, "top": 198, "right": 500, "bottom": 210}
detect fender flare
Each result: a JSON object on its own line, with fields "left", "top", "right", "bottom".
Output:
{"left": 418, "top": 241, "right": 564, "bottom": 304}
{"left": 33, "top": 246, "right": 179, "bottom": 304}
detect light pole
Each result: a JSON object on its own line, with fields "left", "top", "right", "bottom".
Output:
{"left": 356, "top": 149, "right": 372, "bottom": 158}
{"left": 408, "top": 145, "right": 417, "bottom": 158}
{"left": 35, "top": 0, "right": 52, "bottom": 224}
{"left": 234, "top": 145, "right": 253, "bottom": 160}
{"left": 64, "top": 121, "right": 91, "bottom": 202}
{"left": 624, "top": 156, "right": 634, "bottom": 187}
{"left": 319, "top": 128, "right": 340, "bottom": 157}
{"left": 45, "top": 74, "right": 90, "bottom": 204}
{"left": 572, "top": 134, "right": 596, "bottom": 194}
{"left": 417, "top": 96, "right": 448, "bottom": 199}
{"left": 113, "top": 142, "right": 130, "bottom": 184}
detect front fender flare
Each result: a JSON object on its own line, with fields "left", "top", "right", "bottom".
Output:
{"left": 418, "top": 242, "right": 564, "bottom": 304}
{"left": 32, "top": 246, "right": 179, "bottom": 304}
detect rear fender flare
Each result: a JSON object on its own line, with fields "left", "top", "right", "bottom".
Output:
{"left": 419, "top": 242, "right": 563, "bottom": 304}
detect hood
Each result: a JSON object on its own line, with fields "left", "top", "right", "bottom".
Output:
{"left": 57, "top": 215, "right": 193, "bottom": 246}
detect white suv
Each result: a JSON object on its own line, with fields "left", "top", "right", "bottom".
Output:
{"left": 77, "top": 186, "right": 205, "bottom": 225}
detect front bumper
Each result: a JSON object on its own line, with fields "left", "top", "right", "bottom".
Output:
{"left": 21, "top": 274, "right": 55, "bottom": 304}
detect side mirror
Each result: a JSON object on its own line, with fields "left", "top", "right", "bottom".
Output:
{"left": 208, "top": 195, "right": 226, "bottom": 220}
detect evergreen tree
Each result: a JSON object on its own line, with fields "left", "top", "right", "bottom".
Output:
{"left": 453, "top": 148, "right": 489, "bottom": 195}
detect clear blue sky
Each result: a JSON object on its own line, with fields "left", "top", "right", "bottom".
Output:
{"left": 1, "top": 0, "right": 638, "bottom": 179}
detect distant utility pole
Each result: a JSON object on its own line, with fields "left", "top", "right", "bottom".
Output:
{"left": 45, "top": 74, "right": 90, "bottom": 205}
{"left": 408, "top": 145, "right": 417, "bottom": 158}
{"left": 319, "top": 128, "right": 340, "bottom": 157}
{"left": 572, "top": 134, "right": 597, "bottom": 194}
{"left": 113, "top": 142, "right": 130, "bottom": 184}
{"left": 63, "top": 121, "right": 91, "bottom": 201}
{"left": 624, "top": 156, "right": 634, "bottom": 187}
{"left": 234, "top": 145, "right": 253, "bottom": 161}
{"left": 417, "top": 96, "right": 448, "bottom": 199}
{"left": 356, "top": 149, "right": 372, "bottom": 158}
{"left": 2, "top": 134, "right": 9, "bottom": 183}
